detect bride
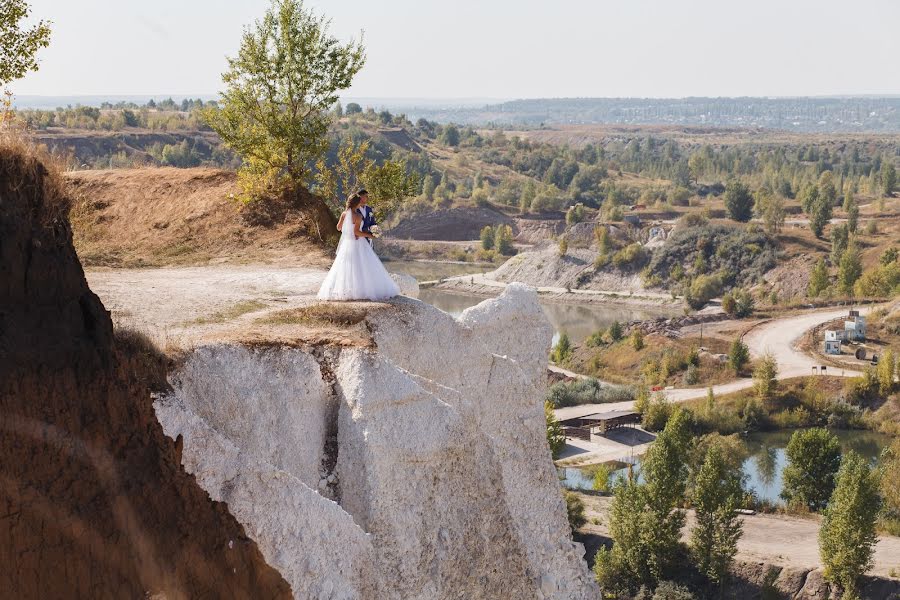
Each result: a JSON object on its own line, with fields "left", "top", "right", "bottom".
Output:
{"left": 317, "top": 195, "right": 400, "bottom": 301}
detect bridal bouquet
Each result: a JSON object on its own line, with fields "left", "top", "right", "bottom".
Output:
{"left": 369, "top": 225, "right": 383, "bottom": 238}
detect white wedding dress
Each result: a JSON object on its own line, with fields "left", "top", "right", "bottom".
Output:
{"left": 317, "top": 210, "right": 400, "bottom": 301}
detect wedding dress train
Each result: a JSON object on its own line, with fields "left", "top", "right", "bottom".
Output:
{"left": 317, "top": 210, "right": 400, "bottom": 301}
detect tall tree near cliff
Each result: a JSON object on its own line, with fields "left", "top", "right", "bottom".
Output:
{"left": 690, "top": 444, "right": 744, "bottom": 588}
{"left": 0, "top": 0, "right": 51, "bottom": 88}
{"left": 0, "top": 0, "right": 50, "bottom": 124}
{"left": 819, "top": 452, "right": 880, "bottom": 600}
{"left": 205, "top": 0, "right": 365, "bottom": 202}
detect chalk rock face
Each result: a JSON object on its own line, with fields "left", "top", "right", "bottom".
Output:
{"left": 155, "top": 285, "right": 599, "bottom": 599}
{"left": 389, "top": 272, "right": 419, "bottom": 298}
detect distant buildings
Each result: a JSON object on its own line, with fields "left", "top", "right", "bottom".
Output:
{"left": 822, "top": 310, "right": 867, "bottom": 354}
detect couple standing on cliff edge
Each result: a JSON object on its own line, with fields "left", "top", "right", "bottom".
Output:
{"left": 317, "top": 188, "right": 400, "bottom": 301}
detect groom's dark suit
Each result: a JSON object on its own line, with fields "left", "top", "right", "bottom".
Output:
{"left": 357, "top": 205, "right": 376, "bottom": 246}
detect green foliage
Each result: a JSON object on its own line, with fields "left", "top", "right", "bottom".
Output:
{"left": 565, "top": 203, "right": 585, "bottom": 225}
{"left": 877, "top": 349, "right": 897, "bottom": 396}
{"left": 545, "top": 400, "right": 565, "bottom": 459}
{"left": 831, "top": 224, "right": 849, "bottom": 265}
{"left": 440, "top": 124, "right": 460, "bottom": 147}
{"left": 781, "top": 428, "right": 842, "bottom": 511}
{"left": 690, "top": 444, "right": 744, "bottom": 585}
{"left": 608, "top": 320, "right": 624, "bottom": 341}
{"left": 494, "top": 224, "right": 514, "bottom": 255}
{"left": 547, "top": 378, "right": 635, "bottom": 408}
{"left": 838, "top": 241, "right": 863, "bottom": 294}
{"left": 724, "top": 180, "right": 754, "bottom": 222}
{"left": 592, "top": 463, "right": 615, "bottom": 492}
{"left": 721, "top": 288, "right": 754, "bottom": 318}
{"left": 847, "top": 200, "right": 859, "bottom": 233}
{"left": 204, "top": 0, "right": 365, "bottom": 201}
{"left": 551, "top": 333, "right": 573, "bottom": 364}
{"left": 635, "top": 581, "right": 697, "bottom": 600}
{"left": 806, "top": 182, "right": 834, "bottom": 238}
{"left": 642, "top": 394, "right": 674, "bottom": 432}
{"left": 728, "top": 339, "right": 750, "bottom": 375}
{"left": 683, "top": 364, "right": 699, "bottom": 386}
{"left": 345, "top": 102, "right": 362, "bottom": 114}
{"left": 479, "top": 225, "right": 494, "bottom": 250}
{"left": 755, "top": 189, "right": 786, "bottom": 234}
{"left": 631, "top": 329, "right": 645, "bottom": 351}
{"left": 753, "top": 352, "right": 779, "bottom": 405}
{"left": 686, "top": 274, "right": 723, "bottom": 310}
{"left": 808, "top": 258, "right": 830, "bottom": 297}
{"left": 882, "top": 162, "right": 897, "bottom": 196}
{"left": 558, "top": 236, "right": 568, "bottom": 256}
{"left": 0, "top": 0, "right": 51, "bottom": 88}
{"left": 564, "top": 490, "right": 586, "bottom": 532}
{"left": 819, "top": 452, "right": 881, "bottom": 599}
{"left": 880, "top": 440, "right": 900, "bottom": 526}
{"left": 612, "top": 243, "right": 650, "bottom": 271}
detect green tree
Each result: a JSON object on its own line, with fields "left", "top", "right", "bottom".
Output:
{"left": 0, "top": 0, "right": 51, "bottom": 89}
{"left": 440, "top": 124, "right": 460, "bottom": 147}
{"left": 808, "top": 258, "right": 830, "bottom": 297}
{"left": 204, "top": 0, "right": 365, "bottom": 201}
{"left": 882, "top": 162, "right": 897, "bottom": 197}
{"left": 494, "top": 224, "right": 514, "bottom": 255}
{"left": 631, "top": 330, "right": 645, "bottom": 351}
{"left": 755, "top": 189, "right": 786, "bottom": 234}
{"left": 880, "top": 439, "right": 900, "bottom": 526}
{"left": 838, "top": 241, "right": 862, "bottom": 295}
{"left": 545, "top": 400, "right": 565, "bottom": 459}
{"left": 781, "top": 428, "right": 842, "bottom": 511}
{"left": 809, "top": 192, "right": 833, "bottom": 238}
{"left": 830, "top": 224, "right": 849, "bottom": 265}
{"left": 595, "top": 225, "right": 613, "bottom": 255}
{"left": 819, "top": 171, "right": 838, "bottom": 207}
{"left": 690, "top": 445, "right": 744, "bottom": 587}
{"left": 363, "top": 160, "right": 420, "bottom": 222}
{"left": 877, "top": 348, "right": 896, "bottom": 396}
{"left": 480, "top": 225, "right": 495, "bottom": 250}
{"left": 724, "top": 180, "right": 753, "bottom": 222}
{"left": 345, "top": 102, "right": 362, "bottom": 114}
{"left": 819, "top": 452, "right": 881, "bottom": 599}
{"left": 753, "top": 352, "right": 778, "bottom": 406}
{"left": 564, "top": 490, "right": 586, "bottom": 532}
{"left": 847, "top": 200, "right": 859, "bottom": 234}
{"left": 608, "top": 320, "right": 624, "bottom": 342}
{"left": 594, "top": 478, "right": 650, "bottom": 594}
{"left": 558, "top": 235, "right": 568, "bottom": 256}
{"left": 728, "top": 339, "right": 750, "bottom": 375}
{"left": 551, "top": 333, "right": 572, "bottom": 364}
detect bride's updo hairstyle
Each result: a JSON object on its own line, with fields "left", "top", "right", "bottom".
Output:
{"left": 346, "top": 194, "right": 361, "bottom": 210}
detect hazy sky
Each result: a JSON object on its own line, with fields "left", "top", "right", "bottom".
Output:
{"left": 14, "top": 0, "right": 900, "bottom": 99}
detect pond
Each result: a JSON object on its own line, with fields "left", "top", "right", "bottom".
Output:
{"left": 384, "top": 260, "right": 680, "bottom": 345}
{"left": 559, "top": 429, "right": 892, "bottom": 503}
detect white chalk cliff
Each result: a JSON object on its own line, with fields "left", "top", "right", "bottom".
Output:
{"left": 154, "top": 284, "right": 598, "bottom": 599}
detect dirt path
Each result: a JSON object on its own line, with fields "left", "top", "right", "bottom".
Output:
{"left": 577, "top": 494, "right": 900, "bottom": 578}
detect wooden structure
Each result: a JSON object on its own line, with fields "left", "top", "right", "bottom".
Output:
{"left": 560, "top": 409, "right": 641, "bottom": 437}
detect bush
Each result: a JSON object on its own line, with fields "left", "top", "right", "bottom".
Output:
{"left": 686, "top": 274, "right": 723, "bottom": 309}
{"left": 545, "top": 401, "right": 565, "bottom": 458}
{"left": 547, "top": 378, "right": 635, "bottom": 408}
{"left": 551, "top": 333, "right": 573, "bottom": 363}
{"left": 494, "top": 224, "right": 514, "bottom": 255}
{"left": 683, "top": 364, "right": 700, "bottom": 385}
{"left": 479, "top": 225, "right": 494, "bottom": 250}
{"left": 642, "top": 394, "right": 673, "bottom": 431}
{"left": 722, "top": 288, "right": 754, "bottom": 318}
{"left": 608, "top": 320, "right": 624, "bottom": 341}
{"left": 728, "top": 339, "right": 750, "bottom": 375}
{"left": 564, "top": 490, "right": 586, "bottom": 532}
{"left": 631, "top": 330, "right": 645, "bottom": 351}
{"left": 612, "top": 243, "right": 650, "bottom": 271}
{"left": 558, "top": 236, "right": 568, "bottom": 256}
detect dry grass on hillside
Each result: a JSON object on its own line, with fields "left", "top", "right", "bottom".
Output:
{"left": 67, "top": 167, "right": 334, "bottom": 268}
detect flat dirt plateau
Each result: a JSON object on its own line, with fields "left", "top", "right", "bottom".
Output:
{"left": 67, "top": 167, "right": 334, "bottom": 269}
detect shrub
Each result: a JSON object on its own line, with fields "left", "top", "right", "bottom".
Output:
{"left": 558, "top": 236, "right": 568, "bottom": 256}
{"left": 608, "top": 320, "right": 624, "bottom": 341}
{"left": 728, "top": 339, "right": 750, "bottom": 375}
{"left": 564, "top": 490, "right": 586, "bottom": 532}
{"left": 631, "top": 330, "right": 645, "bottom": 351}
{"left": 612, "top": 243, "right": 650, "bottom": 271}
{"left": 722, "top": 288, "right": 754, "bottom": 318}
{"left": 547, "top": 378, "right": 635, "bottom": 408}
{"left": 683, "top": 364, "right": 700, "bottom": 385}
{"left": 753, "top": 353, "right": 778, "bottom": 405}
{"left": 545, "top": 400, "right": 565, "bottom": 458}
{"left": 642, "top": 394, "right": 673, "bottom": 431}
{"left": 551, "top": 333, "right": 572, "bottom": 364}
{"left": 686, "top": 274, "right": 723, "bottom": 309}
{"left": 494, "top": 224, "right": 514, "bottom": 255}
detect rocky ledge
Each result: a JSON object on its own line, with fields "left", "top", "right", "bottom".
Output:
{"left": 154, "top": 284, "right": 599, "bottom": 599}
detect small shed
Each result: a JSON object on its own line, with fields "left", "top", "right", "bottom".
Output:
{"left": 559, "top": 409, "right": 641, "bottom": 436}
{"left": 824, "top": 340, "right": 842, "bottom": 355}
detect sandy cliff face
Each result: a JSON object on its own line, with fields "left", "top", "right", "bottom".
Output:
{"left": 0, "top": 145, "right": 291, "bottom": 597}
{"left": 155, "top": 284, "right": 599, "bottom": 600}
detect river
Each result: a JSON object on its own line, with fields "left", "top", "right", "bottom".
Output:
{"left": 384, "top": 259, "right": 680, "bottom": 344}
{"left": 559, "top": 429, "right": 892, "bottom": 505}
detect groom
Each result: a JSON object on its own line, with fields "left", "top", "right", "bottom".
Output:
{"left": 356, "top": 188, "right": 376, "bottom": 246}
